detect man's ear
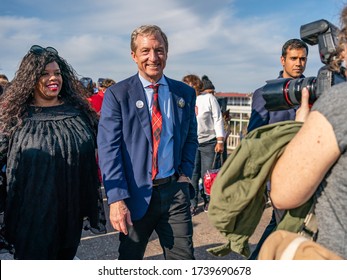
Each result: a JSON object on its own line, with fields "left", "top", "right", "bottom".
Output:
{"left": 280, "top": 56, "right": 285, "bottom": 67}
{"left": 131, "top": 51, "right": 137, "bottom": 63}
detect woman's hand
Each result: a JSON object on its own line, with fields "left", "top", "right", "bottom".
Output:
{"left": 215, "top": 137, "right": 225, "bottom": 153}
{"left": 295, "top": 87, "right": 311, "bottom": 122}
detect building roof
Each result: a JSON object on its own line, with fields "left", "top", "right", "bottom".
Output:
{"left": 215, "top": 92, "right": 252, "bottom": 98}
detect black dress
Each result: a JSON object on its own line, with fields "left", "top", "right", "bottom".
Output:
{"left": 2, "top": 104, "right": 104, "bottom": 259}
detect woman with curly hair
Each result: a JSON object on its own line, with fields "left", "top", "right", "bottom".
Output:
{"left": 0, "top": 45, "right": 105, "bottom": 259}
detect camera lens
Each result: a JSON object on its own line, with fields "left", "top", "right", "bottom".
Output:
{"left": 263, "top": 77, "right": 316, "bottom": 111}
{"left": 285, "top": 77, "right": 317, "bottom": 106}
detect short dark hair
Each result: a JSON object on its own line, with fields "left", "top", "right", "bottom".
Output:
{"left": 281, "top": 38, "right": 309, "bottom": 57}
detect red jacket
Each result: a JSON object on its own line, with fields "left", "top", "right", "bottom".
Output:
{"left": 89, "top": 91, "right": 104, "bottom": 113}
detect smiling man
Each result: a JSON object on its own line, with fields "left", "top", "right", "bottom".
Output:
{"left": 97, "top": 25, "right": 198, "bottom": 260}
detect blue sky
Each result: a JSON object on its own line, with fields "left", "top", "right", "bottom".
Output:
{"left": 0, "top": 0, "right": 345, "bottom": 92}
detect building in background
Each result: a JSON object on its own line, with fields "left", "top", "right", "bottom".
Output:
{"left": 215, "top": 92, "right": 252, "bottom": 151}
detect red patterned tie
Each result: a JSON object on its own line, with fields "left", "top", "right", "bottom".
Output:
{"left": 149, "top": 84, "right": 162, "bottom": 180}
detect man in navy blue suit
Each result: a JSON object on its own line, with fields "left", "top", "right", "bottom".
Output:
{"left": 247, "top": 38, "right": 309, "bottom": 259}
{"left": 97, "top": 25, "right": 198, "bottom": 260}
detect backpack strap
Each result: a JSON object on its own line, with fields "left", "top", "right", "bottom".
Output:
{"left": 298, "top": 196, "right": 318, "bottom": 241}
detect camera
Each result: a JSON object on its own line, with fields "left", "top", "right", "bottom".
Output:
{"left": 263, "top": 19, "right": 346, "bottom": 111}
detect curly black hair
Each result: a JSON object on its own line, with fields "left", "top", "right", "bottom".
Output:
{"left": 0, "top": 47, "right": 98, "bottom": 138}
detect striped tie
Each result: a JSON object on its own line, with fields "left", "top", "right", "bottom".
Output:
{"left": 149, "top": 84, "right": 162, "bottom": 180}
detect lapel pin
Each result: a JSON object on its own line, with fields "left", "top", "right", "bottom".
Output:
{"left": 177, "top": 98, "right": 185, "bottom": 108}
{"left": 136, "top": 100, "right": 144, "bottom": 109}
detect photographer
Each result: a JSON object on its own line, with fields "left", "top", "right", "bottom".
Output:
{"left": 269, "top": 7, "right": 347, "bottom": 259}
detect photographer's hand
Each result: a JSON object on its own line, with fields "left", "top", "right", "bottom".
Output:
{"left": 295, "top": 87, "right": 311, "bottom": 122}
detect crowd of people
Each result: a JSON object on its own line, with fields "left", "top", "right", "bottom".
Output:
{"left": 1, "top": 3, "right": 347, "bottom": 260}
{"left": 0, "top": 25, "right": 227, "bottom": 260}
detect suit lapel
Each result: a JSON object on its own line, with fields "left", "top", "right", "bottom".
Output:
{"left": 128, "top": 76, "right": 186, "bottom": 150}
{"left": 167, "top": 79, "right": 184, "bottom": 159}
{"left": 171, "top": 93, "right": 184, "bottom": 128}
{"left": 128, "top": 77, "right": 152, "bottom": 146}
{"left": 167, "top": 78, "right": 183, "bottom": 127}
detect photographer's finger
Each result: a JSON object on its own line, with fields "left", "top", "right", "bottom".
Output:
{"left": 295, "top": 87, "right": 311, "bottom": 122}
{"left": 301, "top": 87, "right": 310, "bottom": 107}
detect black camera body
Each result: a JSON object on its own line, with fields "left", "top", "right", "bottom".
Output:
{"left": 263, "top": 19, "right": 346, "bottom": 111}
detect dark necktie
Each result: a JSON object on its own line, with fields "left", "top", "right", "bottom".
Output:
{"left": 149, "top": 84, "right": 162, "bottom": 180}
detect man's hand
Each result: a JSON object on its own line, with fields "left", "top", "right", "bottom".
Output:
{"left": 109, "top": 200, "right": 133, "bottom": 235}
{"left": 295, "top": 87, "right": 311, "bottom": 122}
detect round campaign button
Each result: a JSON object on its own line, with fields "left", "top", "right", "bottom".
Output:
{"left": 136, "top": 100, "right": 144, "bottom": 109}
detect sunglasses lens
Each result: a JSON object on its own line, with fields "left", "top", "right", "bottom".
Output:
{"left": 30, "top": 45, "right": 44, "bottom": 55}
{"left": 29, "top": 45, "right": 58, "bottom": 55}
{"left": 45, "top": 47, "right": 58, "bottom": 54}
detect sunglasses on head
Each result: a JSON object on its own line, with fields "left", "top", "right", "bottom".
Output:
{"left": 29, "top": 45, "right": 58, "bottom": 55}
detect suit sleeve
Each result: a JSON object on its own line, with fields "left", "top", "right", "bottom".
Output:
{"left": 97, "top": 87, "right": 129, "bottom": 204}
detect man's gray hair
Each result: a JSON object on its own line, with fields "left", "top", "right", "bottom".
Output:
{"left": 130, "top": 25, "right": 169, "bottom": 53}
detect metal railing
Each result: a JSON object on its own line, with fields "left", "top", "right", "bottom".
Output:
{"left": 226, "top": 134, "right": 241, "bottom": 151}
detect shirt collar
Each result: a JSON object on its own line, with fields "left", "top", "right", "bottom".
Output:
{"left": 138, "top": 73, "right": 168, "bottom": 88}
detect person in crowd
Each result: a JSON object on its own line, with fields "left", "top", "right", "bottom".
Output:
{"left": 269, "top": 6, "right": 347, "bottom": 259}
{"left": 0, "top": 45, "right": 105, "bottom": 259}
{"left": 0, "top": 74, "right": 9, "bottom": 87}
{"left": 97, "top": 78, "right": 105, "bottom": 91}
{"left": 182, "top": 74, "right": 202, "bottom": 96}
{"left": 93, "top": 81, "right": 98, "bottom": 94}
{"left": 89, "top": 78, "right": 116, "bottom": 189}
{"left": 89, "top": 78, "right": 116, "bottom": 114}
{"left": 80, "top": 77, "right": 95, "bottom": 97}
{"left": 182, "top": 74, "right": 209, "bottom": 215}
{"left": 248, "top": 38, "right": 308, "bottom": 132}
{"left": 184, "top": 74, "right": 224, "bottom": 215}
{"left": 213, "top": 93, "right": 230, "bottom": 162}
{"left": 247, "top": 38, "right": 309, "bottom": 259}
{"left": 97, "top": 25, "right": 198, "bottom": 260}
{"left": 0, "top": 74, "right": 9, "bottom": 97}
